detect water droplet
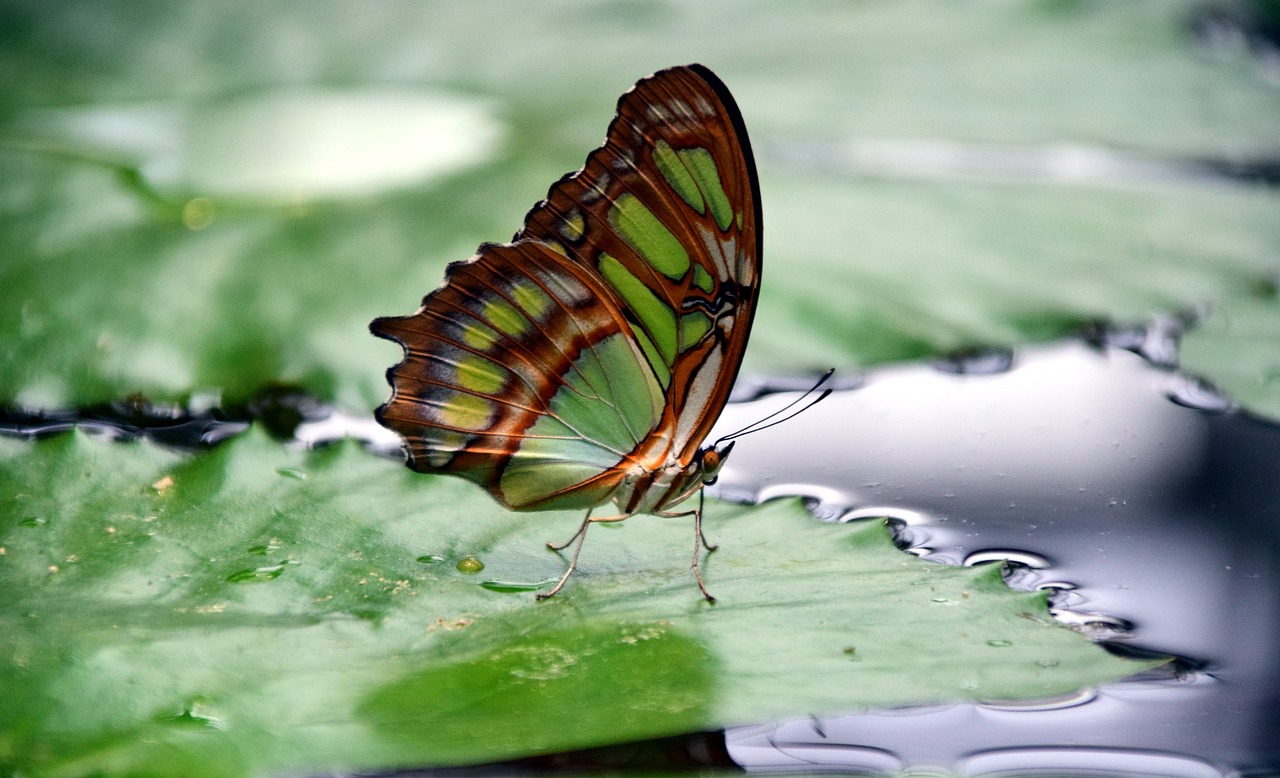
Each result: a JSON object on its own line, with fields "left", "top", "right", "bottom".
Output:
{"left": 480, "top": 578, "right": 559, "bottom": 593}
{"left": 226, "top": 560, "right": 298, "bottom": 583}
{"left": 19, "top": 516, "right": 46, "bottom": 527}
{"left": 962, "top": 549, "right": 1049, "bottom": 568}
{"left": 416, "top": 554, "right": 445, "bottom": 564}
{"left": 276, "top": 467, "right": 307, "bottom": 480}
{"left": 1036, "top": 658, "right": 1060, "bottom": 668}
{"left": 977, "top": 687, "right": 1096, "bottom": 713}
{"left": 456, "top": 556, "right": 484, "bottom": 573}
{"left": 247, "top": 542, "right": 282, "bottom": 556}
{"left": 181, "top": 197, "right": 215, "bottom": 230}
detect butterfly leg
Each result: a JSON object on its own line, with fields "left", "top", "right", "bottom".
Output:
{"left": 537, "top": 510, "right": 593, "bottom": 601}
{"left": 658, "top": 492, "right": 717, "bottom": 602}
{"left": 690, "top": 497, "right": 717, "bottom": 604}
{"left": 538, "top": 511, "right": 629, "bottom": 600}
{"left": 695, "top": 488, "right": 717, "bottom": 552}
{"left": 656, "top": 490, "right": 717, "bottom": 551}
{"left": 546, "top": 510, "right": 592, "bottom": 552}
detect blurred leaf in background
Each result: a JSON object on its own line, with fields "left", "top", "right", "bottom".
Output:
{"left": 0, "top": 0, "right": 1275, "bottom": 415}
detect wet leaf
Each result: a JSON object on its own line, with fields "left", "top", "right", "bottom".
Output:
{"left": 0, "top": 430, "right": 1154, "bottom": 775}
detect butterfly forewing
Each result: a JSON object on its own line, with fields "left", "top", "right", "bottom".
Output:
{"left": 373, "top": 64, "right": 760, "bottom": 515}
{"left": 518, "top": 64, "right": 761, "bottom": 467}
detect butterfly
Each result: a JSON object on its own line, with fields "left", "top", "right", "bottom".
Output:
{"left": 371, "top": 64, "right": 760, "bottom": 602}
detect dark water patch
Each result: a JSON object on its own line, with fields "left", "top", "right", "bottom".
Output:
{"left": 712, "top": 339, "right": 1280, "bottom": 775}
{"left": 346, "top": 731, "right": 735, "bottom": 777}
{"left": 0, "top": 384, "right": 340, "bottom": 450}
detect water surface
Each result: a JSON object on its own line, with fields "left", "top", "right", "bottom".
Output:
{"left": 714, "top": 340, "right": 1279, "bottom": 776}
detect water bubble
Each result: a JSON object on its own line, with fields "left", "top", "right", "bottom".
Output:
{"left": 416, "top": 554, "right": 445, "bottom": 564}
{"left": 276, "top": 467, "right": 308, "bottom": 480}
{"left": 456, "top": 556, "right": 484, "bottom": 573}
{"left": 19, "top": 516, "right": 46, "bottom": 527}
{"left": 247, "top": 542, "right": 282, "bottom": 556}
{"left": 986, "top": 639, "right": 1013, "bottom": 648}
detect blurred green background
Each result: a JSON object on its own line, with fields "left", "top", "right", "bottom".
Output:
{"left": 2, "top": 0, "right": 1277, "bottom": 416}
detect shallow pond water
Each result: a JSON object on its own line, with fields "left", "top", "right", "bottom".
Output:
{"left": 713, "top": 339, "right": 1280, "bottom": 776}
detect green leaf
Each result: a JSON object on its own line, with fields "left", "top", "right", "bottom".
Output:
{"left": 0, "top": 430, "right": 1154, "bottom": 776}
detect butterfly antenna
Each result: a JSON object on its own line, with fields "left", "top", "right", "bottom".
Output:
{"left": 716, "top": 369, "right": 835, "bottom": 444}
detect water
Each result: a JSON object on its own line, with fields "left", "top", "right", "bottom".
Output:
{"left": 712, "top": 340, "right": 1280, "bottom": 776}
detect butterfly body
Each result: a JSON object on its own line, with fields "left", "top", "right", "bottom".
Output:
{"left": 372, "top": 64, "right": 759, "bottom": 600}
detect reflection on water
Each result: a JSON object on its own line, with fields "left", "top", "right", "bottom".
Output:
{"left": 713, "top": 341, "right": 1280, "bottom": 776}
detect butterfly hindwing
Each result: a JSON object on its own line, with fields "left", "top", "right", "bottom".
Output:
{"left": 373, "top": 64, "right": 760, "bottom": 514}
{"left": 372, "top": 240, "right": 664, "bottom": 510}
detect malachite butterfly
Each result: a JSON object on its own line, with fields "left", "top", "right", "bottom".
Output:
{"left": 371, "top": 64, "right": 760, "bottom": 601}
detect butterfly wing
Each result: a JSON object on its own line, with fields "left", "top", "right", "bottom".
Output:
{"left": 372, "top": 64, "right": 760, "bottom": 512}
{"left": 518, "top": 63, "right": 762, "bottom": 468}
{"left": 374, "top": 239, "right": 675, "bottom": 510}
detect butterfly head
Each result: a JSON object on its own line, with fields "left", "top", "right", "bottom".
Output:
{"left": 698, "top": 440, "right": 735, "bottom": 486}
